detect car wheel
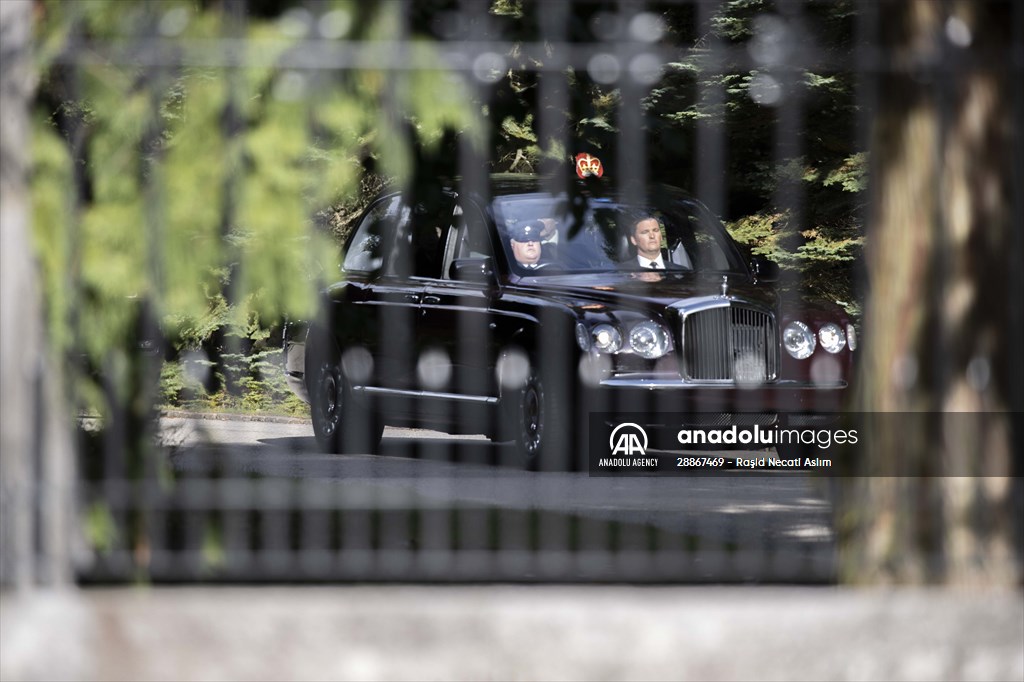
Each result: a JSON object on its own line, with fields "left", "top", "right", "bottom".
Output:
{"left": 310, "top": 358, "right": 383, "bottom": 454}
{"left": 506, "top": 370, "right": 571, "bottom": 470}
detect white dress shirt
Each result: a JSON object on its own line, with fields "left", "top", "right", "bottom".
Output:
{"left": 638, "top": 255, "right": 666, "bottom": 269}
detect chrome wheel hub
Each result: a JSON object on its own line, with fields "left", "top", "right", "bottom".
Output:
{"left": 522, "top": 383, "right": 543, "bottom": 455}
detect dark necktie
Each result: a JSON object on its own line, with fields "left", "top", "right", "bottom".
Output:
{"left": 649, "top": 262, "right": 661, "bottom": 270}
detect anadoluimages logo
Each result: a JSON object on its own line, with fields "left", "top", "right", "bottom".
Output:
{"left": 608, "top": 423, "right": 648, "bottom": 456}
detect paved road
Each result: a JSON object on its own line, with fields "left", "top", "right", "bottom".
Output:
{"left": 161, "top": 415, "right": 837, "bottom": 580}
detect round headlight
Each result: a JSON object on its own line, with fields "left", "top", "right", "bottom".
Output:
{"left": 846, "top": 323, "right": 857, "bottom": 351}
{"left": 591, "top": 324, "right": 622, "bottom": 353}
{"left": 628, "top": 321, "right": 670, "bottom": 359}
{"left": 575, "top": 322, "right": 591, "bottom": 351}
{"left": 817, "top": 323, "right": 846, "bottom": 354}
{"left": 783, "top": 321, "right": 816, "bottom": 359}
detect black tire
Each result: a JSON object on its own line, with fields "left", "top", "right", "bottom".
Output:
{"left": 309, "top": 357, "right": 383, "bottom": 454}
{"left": 503, "top": 368, "right": 572, "bottom": 470}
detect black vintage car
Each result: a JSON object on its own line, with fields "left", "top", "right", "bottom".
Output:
{"left": 284, "top": 173, "right": 855, "bottom": 467}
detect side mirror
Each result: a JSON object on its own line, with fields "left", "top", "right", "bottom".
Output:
{"left": 750, "top": 255, "right": 780, "bottom": 282}
{"left": 449, "top": 257, "right": 496, "bottom": 284}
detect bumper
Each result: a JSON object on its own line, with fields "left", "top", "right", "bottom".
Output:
{"left": 589, "top": 375, "right": 848, "bottom": 415}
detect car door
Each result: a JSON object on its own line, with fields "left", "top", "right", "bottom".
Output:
{"left": 377, "top": 191, "right": 461, "bottom": 407}
{"left": 335, "top": 195, "right": 421, "bottom": 393}
{"left": 418, "top": 199, "right": 502, "bottom": 413}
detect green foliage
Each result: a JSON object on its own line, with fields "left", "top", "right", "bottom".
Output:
{"left": 727, "top": 211, "right": 785, "bottom": 257}
{"left": 157, "top": 291, "right": 310, "bottom": 417}
{"left": 84, "top": 501, "right": 118, "bottom": 553}
{"left": 649, "top": 0, "right": 862, "bottom": 206}
{"left": 165, "top": 292, "right": 231, "bottom": 352}
{"left": 727, "top": 210, "right": 863, "bottom": 265}
{"left": 159, "top": 360, "right": 189, "bottom": 406}
{"left": 710, "top": 0, "right": 764, "bottom": 41}
{"left": 643, "top": 0, "right": 866, "bottom": 314}
{"left": 490, "top": 0, "right": 523, "bottom": 19}
{"left": 723, "top": 150, "right": 866, "bottom": 316}
{"left": 32, "top": 0, "right": 477, "bottom": 422}
{"left": 726, "top": 204, "right": 863, "bottom": 316}
{"left": 499, "top": 113, "right": 540, "bottom": 170}
{"left": 824, "top": 152, "right": 869, "bottom": 193}
{"left": 160, "top": 349, "right": 309, "bottom": 418}
{"left": 321, "top": 172, "right": 393, "bottom": 245}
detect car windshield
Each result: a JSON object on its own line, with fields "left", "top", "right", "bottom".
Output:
{"left": 492, "top": 193, "right": 746, "bottom": 275}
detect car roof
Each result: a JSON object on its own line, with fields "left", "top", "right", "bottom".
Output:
{"left": 474, "top": 173, "right": 699, "bottom": 204}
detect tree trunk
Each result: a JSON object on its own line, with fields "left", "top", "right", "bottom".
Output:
{"left": 839, "top": 0, "right": 1023, "bottom": 584}
{"left": 0, "top": 0, "right": 76, "bottom": 588}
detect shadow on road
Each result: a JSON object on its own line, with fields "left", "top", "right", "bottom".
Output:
{"left": 146, "top": 417, "right": 838, "bottom": 583}
{"left": 255, "top": 434, "right": 515, "bottom": 468}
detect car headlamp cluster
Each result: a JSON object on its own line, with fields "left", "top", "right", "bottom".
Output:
{"left": 629, "top": 321, "right": 671, "bottom": 359}
{"left": 783, "top": 321, "right": 816, "bottom": 359}
{"left": 578, "top": 319, "right": 671, "bottom": 359}
{"left": 817, "top": 323, "right": 846, "bottom": 354}
{"left": 575, "top": 322, "right": 591, "bottom": 351}
{"left": 590, "top": 323, "right": 623, "bottom": 353}
{"left": 783, "top": 320, "right": 852, "bottom": 359}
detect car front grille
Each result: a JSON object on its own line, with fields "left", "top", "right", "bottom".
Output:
{"left": 682, "top": 304, "right": 778, "bottom": 383}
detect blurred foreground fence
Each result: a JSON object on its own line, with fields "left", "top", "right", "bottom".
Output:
{"left": 2, "top": 0, "right": 1022, "bottom": 587}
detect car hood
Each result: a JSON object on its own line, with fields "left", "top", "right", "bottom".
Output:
{"left": 507, "top": 271, "right": 779, "bottom": 312}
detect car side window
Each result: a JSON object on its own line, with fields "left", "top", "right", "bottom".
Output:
{"left": 343, "top": 196, "right": 399, "bottom": 274}
{"left": 412, "top": 217, "right": 447, "bottom": 279}
{"left": 454, "top": 203, "right": 493, "bottom": 260}
{"left": 674, "top": 203, "right": 732, "bottom": 271}
{"left": 388, "top": 195, "right": 456, "bottom": 280}
{"left": 441, "top": 202, "right": 493, "bottom": 280}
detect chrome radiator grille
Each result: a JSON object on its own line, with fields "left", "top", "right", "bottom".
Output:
{"left": 682, "top": 305, "right": 778, "bottom": 383}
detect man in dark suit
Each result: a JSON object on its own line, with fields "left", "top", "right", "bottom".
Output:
{"left": 628, "top": 216, "right": 686, "bottom": 270}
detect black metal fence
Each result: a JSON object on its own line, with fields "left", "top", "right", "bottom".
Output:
{"left": 4, "top": 0, "right": 1021, "bottom": 586}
